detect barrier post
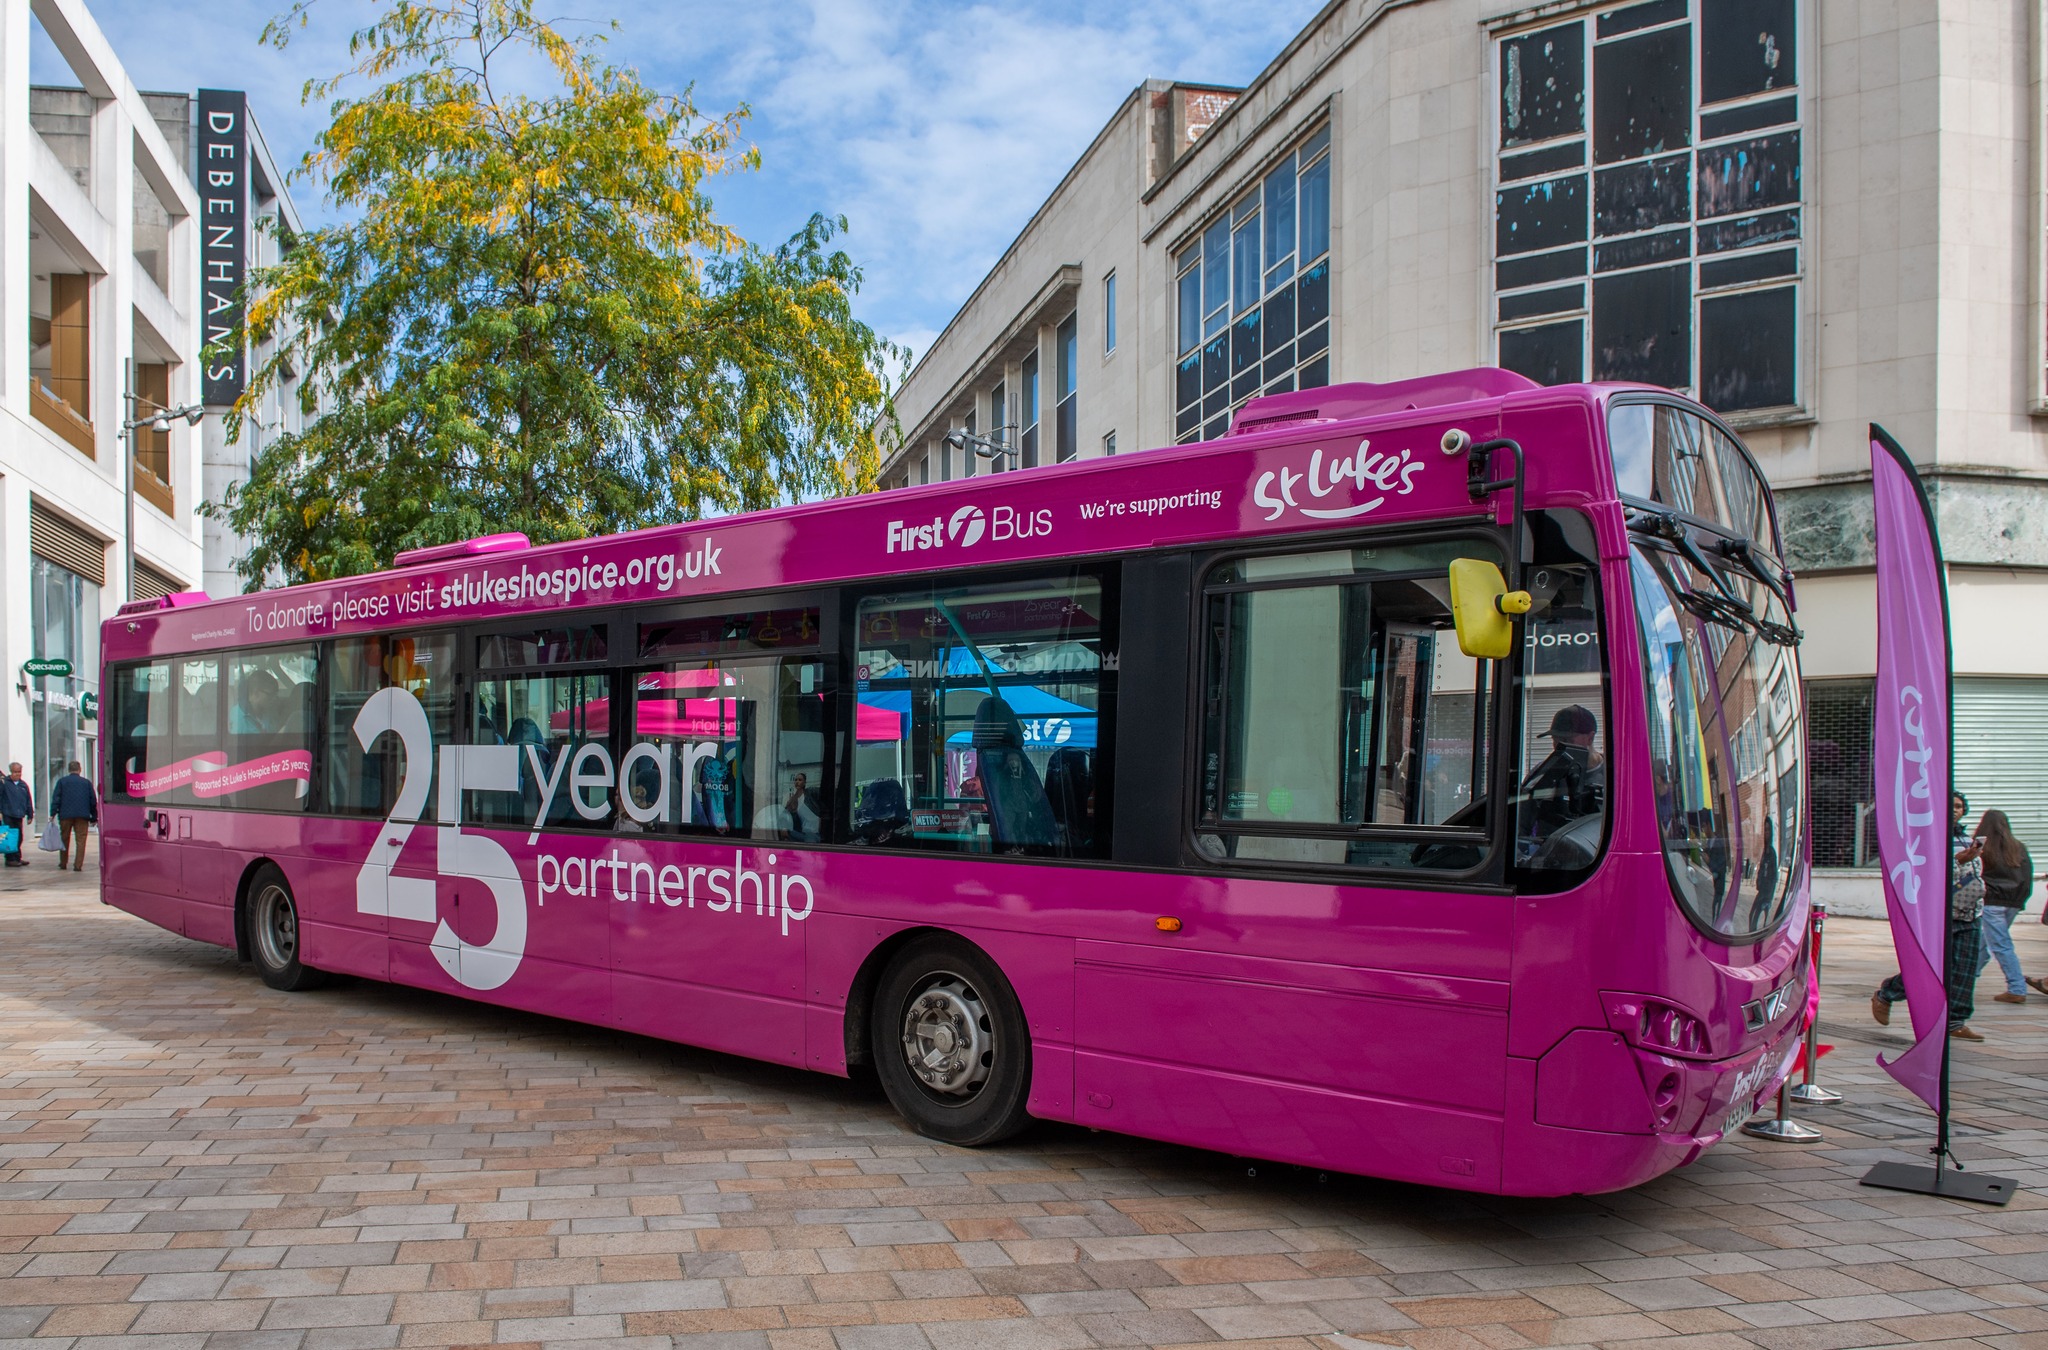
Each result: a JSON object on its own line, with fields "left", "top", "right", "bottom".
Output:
{"left": 1742, "top": 1079, "right": 1823, "bottom": 1143}
{"left": 1790, "top": 902, "right": 1843, "bottom": 1106}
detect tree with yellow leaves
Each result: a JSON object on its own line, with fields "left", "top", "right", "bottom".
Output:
{"left": 217, "top": 0, "right": 902, "bottom": 585}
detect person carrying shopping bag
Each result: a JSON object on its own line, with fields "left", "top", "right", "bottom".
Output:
{"left": 0, "top": 764, "right": 33, "bottom": 868}
{"left": 50, "top": 761, "right": 97, "bottom": 873}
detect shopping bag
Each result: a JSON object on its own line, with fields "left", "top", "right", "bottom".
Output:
{"left": 0, "top": 824, "right": 19, "bottom": 854}
{"left": 37, "top": 821, "right": 60, "bottom": 852}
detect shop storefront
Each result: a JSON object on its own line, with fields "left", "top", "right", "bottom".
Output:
{"left": 27, "top": 506, "right": 103, "bottom": 814}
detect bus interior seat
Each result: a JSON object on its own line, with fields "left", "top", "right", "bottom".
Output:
{"left": 1044, "top": 747, "right": 1094, "bottom": 853}
{"left": 973, "top": 696, "right": 1056, "bottom": 851}
{"left": 852, "top": 777, "right": 911, "bottom": 844}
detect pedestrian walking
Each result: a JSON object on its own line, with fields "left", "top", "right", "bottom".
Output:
{"left": 50, "top": 760, "right": 96, "bottom": 873}
{"left": 1873, "top": 790, "right": 1985, "bottom": 1039}
{"left": 0, "top": 763, "right": 33, "bottom": 869}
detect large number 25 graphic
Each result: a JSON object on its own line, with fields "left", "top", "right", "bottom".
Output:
{"left": 352, "top": 687, "right": 528, "bottom": 990}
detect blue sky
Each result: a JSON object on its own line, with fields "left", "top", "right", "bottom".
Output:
{"left": 41, "top": 0, "right": 1327, "bottom": 363}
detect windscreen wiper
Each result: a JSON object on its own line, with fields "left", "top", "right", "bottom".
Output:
{"left": 1716, "top": 537, "right": 1803, "bottom": 646}
{"left": 1626, "top": 510, "right": 1800, "bottom": 647}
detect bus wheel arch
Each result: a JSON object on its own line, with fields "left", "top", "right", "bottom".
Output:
{"left": 864, "top": 930, "right": 1034, "bottom": 1147}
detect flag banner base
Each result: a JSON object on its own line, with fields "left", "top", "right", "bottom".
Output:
{"left": 1788, "top": 1083, "right": 1842, "bottom": 1105}
{"left": 1740, "top": 1116, "right": 1823, "bottom": 1143}
{"left": 1861, "top": 1161, "right": 2017, "bottom": 1205}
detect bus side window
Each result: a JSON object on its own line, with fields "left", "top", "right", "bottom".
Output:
{"left": 469, "top": 669, "right": 614, "bottom": 831}
{"left": 1512, "top": 565, "right": 1608, "bottom": 875}
{"left": 1196, "top": 542, "right": 1497, "bottom": 871}
{"left": 848, "top": 570, "right": 1112, "bottom": 860}
{"left": 225, "top": 646, "right": 319, "bottom": 812}
{"left": 110, "top": 660, "right": 172, "bottom": 802}
{"left": 324, "top": 633, "right": 456, "bottom": 817}
{"left": 622, "top": 658, "right": 826, "bottom": 843}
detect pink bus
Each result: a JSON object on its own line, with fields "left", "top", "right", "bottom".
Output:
{"left": 99, "top": 368, "right": 1810, "bottom": 1196}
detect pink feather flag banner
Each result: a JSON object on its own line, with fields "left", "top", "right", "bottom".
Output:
{"left": 1869, "top": 426, "right": 1951, "bottom": 1112}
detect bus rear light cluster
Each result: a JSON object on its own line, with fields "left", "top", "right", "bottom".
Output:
{"left": 1639, "top": 1001, "right": 1711, "bottom": 1058}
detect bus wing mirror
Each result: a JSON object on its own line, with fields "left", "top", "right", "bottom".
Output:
{"left": 1448, "top": 558, "right": 1532, "bottom": 660}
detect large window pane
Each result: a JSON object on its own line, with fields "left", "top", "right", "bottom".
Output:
{"left": 1177, "top": 266, "right": 1201, "bottom": 355}
{"left": 1513, "top": 565, "right": 1608, "bottom": 874}
{"left": 472, "top": 670, "right": 613, "bottom": 830}
{"left": 224, "top": 646, "right": 318, "bottom": 810}
{"left": 1232, "top": 215, "right": 1260, "bottom": 314}
{"left": 325, "top": 633, "right": 456, "bottom": 817}
{"left": 1500, "top": 20, "right": 1586, "bottom": 148}
{"left": 1263, "top": 155, "right": 1296, "bottom": 286}
{"left": 853, "top": 572, "right": 1110, "bottom": 858}
{"left": 1198, "top": 542, "right": 1498, "bottom": 870}
{"left": 1592, "top": 25, "right": 1691, "bottom": 165}
{"left": 1299, "top": 152, "right": 1331, "bottom": 262}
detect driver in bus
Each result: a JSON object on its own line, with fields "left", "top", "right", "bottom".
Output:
{"left": 1521, "top": 704, "right": 1604, "bottom": 840}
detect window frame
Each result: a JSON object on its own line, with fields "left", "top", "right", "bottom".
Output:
{"left": 839, "top": 561, "right": 1119, "bottom": 864}
{"left": 1489, "top": 2, "right": 1807, "bottom": 422}
{"left": 1184, "top": 527, "right": 1515, "bottom": 884}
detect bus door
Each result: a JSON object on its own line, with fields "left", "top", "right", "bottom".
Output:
{"left": 609, "top": 603, "right": 828, "bottom": 1067}
{"left": 105, "top": 657, "right": 193, "bottom": 929}
{"left": 1079, "top": 542, "right": 1513, "bottom": 1180}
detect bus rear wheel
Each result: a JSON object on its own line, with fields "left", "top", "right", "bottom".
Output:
{"left": 248, "top": 865, "right": 326, "bottom": 992}
{"left": 873, "top": 936, "right": 1033, "bottom": 1146}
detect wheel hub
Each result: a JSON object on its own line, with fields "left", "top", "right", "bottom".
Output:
{"left": 256, "top": 885, "right": 296, "bottom": 968}
{"left": 901, "top": 975, "right": 992, "bottom": 1096}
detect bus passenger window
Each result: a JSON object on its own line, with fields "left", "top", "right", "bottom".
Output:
{"left": 623, "top": 658, "right": 827, "bottom": 843}
{"left": 324, "top": 634, "right": 456, "bottom": 817}
{"left": 225, "top": 646, "right": 319, "bottom": 811}
{"left": 1197, "top": 541, "right": 1496, "bottom": 871}
{"left": 851, "top": 571, "right": 1112, "bottom": 859}
{"left": 112, "top": 656, "right": 228, "bottom": 807}
{"left": 471, "top": 670, "right": 614, "bottom": 830}
{"left": 1513, "top": 565, "right": 1608, "bottom": 874}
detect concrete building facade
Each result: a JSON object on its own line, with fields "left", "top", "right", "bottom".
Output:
{"left": 3, "top": 0, "right": 305, "bottom": 817}
{"left": 2, "top": 0, "right": 205, "bottom": 816}
{"left": 879, "top": 0, "right": 2048, "bottom": 912}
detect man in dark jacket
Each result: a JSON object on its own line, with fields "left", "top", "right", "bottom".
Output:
{"left": 52, "top": 761, "right": 96, "bottom": 873}
{"left": 0, "top": 763, "right": 33, "bottom": 868}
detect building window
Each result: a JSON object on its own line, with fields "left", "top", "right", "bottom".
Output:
{"left": 1806, "top": 679, "right": 1873, "bottom": 868}
{"left": 1103, "top": 430, "right": 1117, "bottom": 456}
{"left": 1055, "top": 313, "right": 1078, "bottom": 462}
{"left": 1020, "top": 352, "right": 1040, "bottom": 468}
{"left": 30, "top": 272, "right": 95, "bottom": 457}
{"left": 1103, "top": 272, "right": 1117, "bottom": 353}
{"left": 918, "top": 452, "right": 929, "bottom": 486}
{"left": 1175, "top": 125, "right": 1332, "bottom": 444}
{"left": 1493, "top": 2, "right": 1800, "bottom": 414}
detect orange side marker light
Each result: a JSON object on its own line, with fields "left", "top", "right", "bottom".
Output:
{"left": 1155, "top": 916, "right": 1183, "bottom": 933}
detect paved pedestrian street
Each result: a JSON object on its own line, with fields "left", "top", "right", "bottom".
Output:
{"left": 3, "top": 861, "right": 2047, "bottom": 1350}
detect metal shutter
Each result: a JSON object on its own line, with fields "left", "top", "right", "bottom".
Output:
{"left": 132, "top": 562, "right": 183, "bottom": 601}
{"left": 1955, "top": 677, "right": 2048, "bottom": 859}
{"left": 28, "top": 501, "right": 105, "bottom": 585}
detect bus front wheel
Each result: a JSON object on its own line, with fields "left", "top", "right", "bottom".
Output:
{"left": 873, "top": 936, "right": 1033, "bottom": 1146}
{"left": 247, "top": 865, "right": 327, "bottom": 993}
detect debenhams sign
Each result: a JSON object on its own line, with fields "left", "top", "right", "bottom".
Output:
{"left": 198, "top": 89, "right": 246, "bottom": 406}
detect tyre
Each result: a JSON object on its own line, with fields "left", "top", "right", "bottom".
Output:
{"left": 247, "top": 865, "right": 327, "bottom": 992}
{"left": 872, "top": 935, "right": 1033, "bottom": 1146}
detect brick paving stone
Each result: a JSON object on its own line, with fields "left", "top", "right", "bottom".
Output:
{"left": 7, "top": 868, "right": 2048, "bottom": 1349}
